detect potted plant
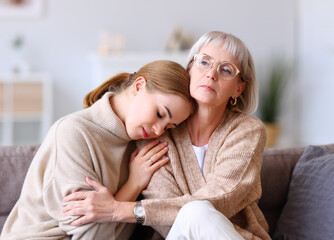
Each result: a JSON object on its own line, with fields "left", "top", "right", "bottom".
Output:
{"left": 259, "top": 59, "right": 290, "bottom": 147}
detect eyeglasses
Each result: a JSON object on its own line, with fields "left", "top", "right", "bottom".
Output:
{"left": 193, "top": 53, "right": 241, "bottom": 81}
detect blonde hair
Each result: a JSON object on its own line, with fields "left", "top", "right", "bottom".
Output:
{"left": 187, "top": 31, "right": 258, "bottom": 114}
{"left": 84, "top": 60, "right": 193, "bottom": 108}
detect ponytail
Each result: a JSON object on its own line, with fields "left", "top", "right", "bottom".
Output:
{"left": 83, "top": 73, "right": 130, "bottom": 108}
{"left": 83, "top": 60, "right": 193, "bottom": 110}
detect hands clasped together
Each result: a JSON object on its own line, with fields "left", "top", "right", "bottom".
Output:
{"left": 62, "top": 140, "right": 168, "bottom": 226}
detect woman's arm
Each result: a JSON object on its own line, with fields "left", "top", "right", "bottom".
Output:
{"left": 63, "top": 177, "right": 137, "bottom": 225}
{"left": 114, "top": 140, "right": 169, "bottom": 202}
{"left": 42, "top": 118, "right": 112, "bottom": 239}
{"left": 62, "top": 139, "right": 170, "bottom": 225}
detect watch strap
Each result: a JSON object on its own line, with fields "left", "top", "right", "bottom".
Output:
{"left": 133, "top": 201, "right": 145, "bottom": 224}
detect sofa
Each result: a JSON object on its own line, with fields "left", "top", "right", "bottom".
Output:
{"left": 1, "top": 143, "right": 334, "bottom": 238}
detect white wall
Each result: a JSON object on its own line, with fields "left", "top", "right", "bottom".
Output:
{"left": 0, "top": 0, "right": 295, "bottom": 115}
{"left": 297, "top": 0, "right": 334, "bottom": 146}
{"left": 0, "top": 0, "right": 309, "bottom": 145}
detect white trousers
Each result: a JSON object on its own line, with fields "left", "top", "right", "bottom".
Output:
{"left": 166, "top": 200, "right": 244, "bottom": 240}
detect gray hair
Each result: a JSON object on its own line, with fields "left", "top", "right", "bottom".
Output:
{"left": 187, "top": 31, "right": 258, "bottom": 114}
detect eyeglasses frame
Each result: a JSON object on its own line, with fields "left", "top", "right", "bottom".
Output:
{"left": 193, "top": 53, "right": 242, "bottom": 81}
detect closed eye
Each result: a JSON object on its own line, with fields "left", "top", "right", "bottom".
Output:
{"left": 157, "top": 112, "right": 163, "bottom": 119}
{"left": 164, "top": 123, "right": 178, "bottom": 131}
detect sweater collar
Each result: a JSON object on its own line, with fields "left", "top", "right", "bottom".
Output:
{"left": 175, "top": 109, "right": 232, "bottom": 185}
{"left": 89, "top": 92, "right": 131, "bottom": 142}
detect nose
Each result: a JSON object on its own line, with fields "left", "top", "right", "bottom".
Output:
{"left": 206, "top": 63, "right": 218, "bottom": 81}
{"left": 152, "top": 123, "right": 165, "bottom": 136}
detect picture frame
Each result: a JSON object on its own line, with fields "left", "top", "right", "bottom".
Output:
{"left": 0, "top": 0, "right": 43, "bottom": 19}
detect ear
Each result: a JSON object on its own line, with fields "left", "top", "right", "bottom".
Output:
{"left": 132, "top": 77, "right": 147, "bottom": 95}
{"left": 234, "top": 81, "right": 246, "bottom": 98}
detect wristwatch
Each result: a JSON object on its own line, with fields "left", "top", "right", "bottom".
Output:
{"left": 133, "top": 201, "right": 146, "bottom": 224}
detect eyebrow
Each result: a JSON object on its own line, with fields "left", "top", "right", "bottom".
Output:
{"left": 164, "top": 105, "right": 172, "bottom": 118}
{"left": 164, "top": 105, "right": 178, "bottom": 127}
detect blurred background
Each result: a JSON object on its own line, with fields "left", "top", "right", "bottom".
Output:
{"left": 0, "top": 0, "right": 333, "bottom": 147}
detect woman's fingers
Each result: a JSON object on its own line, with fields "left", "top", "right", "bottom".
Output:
{"left": 138, "top": 139, "right": 160, "bottom": 157}
{"left": 71, "top": 216, "right": 91, "bottom": 226}
{"left": 63, "top": 178, "right": 104, "bottom": 204}
{"left": 63, "top": 203, "right": 82, "bottom": 215}
{"left": 146, "top": 142, "right": 168, "bottom": 165}
{"left": 136, "top": 140, "right": 169, "bottom": 164}
{"left": 151, "top": 157, "right": 170, "bottom": 171}
{"left": 62, "top": 199, "right": 85, "bottom": 214}
{"left": 63, "top": 192, "right": 88, "bottom": 203}
{"left": 86, "top": 177, "right": 104, "bottom": 192}
{"left": 129, "top": 148, "right": 139, "bottom": 163}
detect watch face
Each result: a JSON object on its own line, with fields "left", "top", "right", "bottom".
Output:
{"left": 135, "top": 205, "right": 145, "bottom": 217}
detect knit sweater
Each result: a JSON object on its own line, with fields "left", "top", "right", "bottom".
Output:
{"left": 1, "top": 92, "right": 136, "bottom": 240}
{"left": 140, "top": 110, "right": 270, "bottom": 240}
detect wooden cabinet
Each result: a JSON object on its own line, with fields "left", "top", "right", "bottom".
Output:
{"left": 0, "top": 73, "right": 52, "bottom": 146}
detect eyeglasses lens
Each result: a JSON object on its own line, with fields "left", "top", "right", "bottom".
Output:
{"left": 194, "top": 54, "right": 238, "bottom": 80}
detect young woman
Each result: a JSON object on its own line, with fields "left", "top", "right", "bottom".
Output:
{"left": 61, "top": 31, "right": 271, "bottom": 240}
{"left": 0, "top": 60, "right": 193, "bottom": 240}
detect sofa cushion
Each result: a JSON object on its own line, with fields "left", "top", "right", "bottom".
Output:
{"left": 273, "top": 145, "right": 334, "bottom": 240}
{"left": 0, "top": 145, "right": 39, "bottom": 221}
{"left": 259, "top": 146, "right": 305, "bottom": 235}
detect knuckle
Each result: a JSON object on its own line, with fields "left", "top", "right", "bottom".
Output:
{"left": 90, "top": 212, "right": 97, "bottom": 219}
{"left": 87, "top": 206, "right": 94, "bottom": 212}
{"left": 87, "top": 198, "right": 94, "bottom": 206}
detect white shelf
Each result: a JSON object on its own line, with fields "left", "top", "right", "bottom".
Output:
{"left": 0, "top": 73, "right": 52, "bottom": 146}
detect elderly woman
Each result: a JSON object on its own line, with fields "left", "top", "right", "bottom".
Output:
{"left": 63, "top": 31, "right": 270, "bottom": 240}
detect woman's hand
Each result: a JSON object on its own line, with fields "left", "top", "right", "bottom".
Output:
{"left": 62, "top": 177, "right": 121, "bottom": 226}
{"left": 127, "top": 140, "right": 169, "bottom": 191}
{"left": 62, "top": 140, "right": 169, "bottom": 226}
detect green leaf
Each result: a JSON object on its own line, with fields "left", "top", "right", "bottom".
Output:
{"left": 259, "top": 59, "right": 291, "bottom": 123}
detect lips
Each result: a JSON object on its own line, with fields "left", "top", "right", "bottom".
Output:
{"left": 200, "top": 85, "right": 214, "bottom": 91}
{"left": 142, "top": 127, "right": 149, "bottom": 138}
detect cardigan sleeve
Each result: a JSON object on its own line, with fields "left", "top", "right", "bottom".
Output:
{"left": 138, "top": 134, "right": 186, "bottom": 236}
{"left": 141, "top": 117, "right": 267, "bottom": 231}
{"left": 137, "top": 133, "right": 185, "bottom": 200}
{"left": 42, "top": 117, "right": 115, "bottom": 239}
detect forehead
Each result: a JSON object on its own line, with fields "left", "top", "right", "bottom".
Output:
{"left": 150, "top": 91, "right": 189, "bottom": 110}
{"left": 199, "top": 44, "right": 239, "bottom": 66}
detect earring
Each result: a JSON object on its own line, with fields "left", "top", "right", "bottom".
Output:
{"left": 230, "top": 97, "right": 237, "bottom": 106}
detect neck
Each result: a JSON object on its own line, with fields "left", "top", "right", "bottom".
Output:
{"left": 186, "top": 103, "right": 226, "bottom": 147}
{"left": 109, "top": 90, "right": 128, "bottom": 123}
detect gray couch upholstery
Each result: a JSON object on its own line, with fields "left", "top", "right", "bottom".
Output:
{"left": 1, "top": 144, "right": 334, "bottom": 237}
{"left": 258, "top": 144, "right": 334, "bottom": 235}
{"left": 0, "top": 145, "right": 39, "bottom": 230}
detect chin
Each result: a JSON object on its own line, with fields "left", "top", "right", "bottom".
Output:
{"left": 126, "top": 131, "right": 136, "bottom": 140}
{"left": 133, "top": 135, "right": 141, "bottom": 140}
{"left": 196, "top": 98, "right": 216, "bottom": 106}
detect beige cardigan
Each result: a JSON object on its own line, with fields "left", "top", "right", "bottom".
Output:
{"left": 1, "top": 93, "right": 136, "bottom": 240}
{"left": 141, "top": 110, "right": 270, "bottom": 240}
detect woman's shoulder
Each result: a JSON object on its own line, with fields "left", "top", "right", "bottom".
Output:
{"left": 212, "top": 110, "right": 267, "bottom": 151}
{"left": 225, "top": 110, "right": 265, "bottom": 130}
{"left": 47, "top": 109, "right": 92, "bottom": 139}
{"left": 55, "top": 108, "right": 89, "bottom": 126}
